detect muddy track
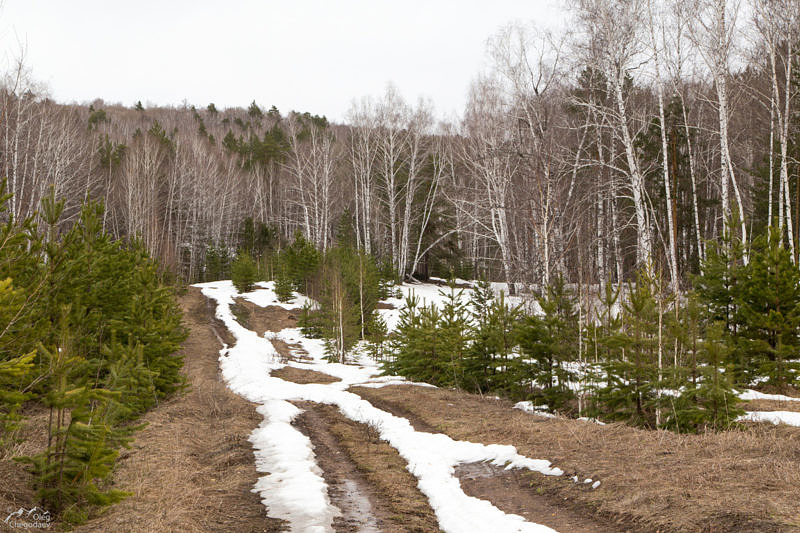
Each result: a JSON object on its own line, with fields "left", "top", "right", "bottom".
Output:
{"left": 291, "top": 402, "right": 440, "bottom": 532}
{"left": 456, "top": 463, "right": 620, "bottom": 533}
{"left": 239, "top": 303, "right": 439, "bottom": 532}
{"left": 241, "top": 300, "right": 619, "bottom": 532}
{"left": 292, "top": 402, "right": 386, "bottom": 532}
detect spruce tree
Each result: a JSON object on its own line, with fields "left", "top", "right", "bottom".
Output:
{"left": 517, "top": 276, "right": 578, "bottom": 412}
{"left": 670, "top": 322, "right": 743, "bottom": 432}
{"left": 736, "top": 227, "right": 800, "bottom": 391}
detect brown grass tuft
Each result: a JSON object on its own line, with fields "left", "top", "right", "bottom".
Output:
{"left": 271, "top": 367, "right": 340, "bottom": 384}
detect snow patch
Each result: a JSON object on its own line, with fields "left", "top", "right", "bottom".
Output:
{"left": 241, "top": 281, "right": 316, "bottom": 310}
{"left": 738, "top": 411, "right": 800, "bottom": 427}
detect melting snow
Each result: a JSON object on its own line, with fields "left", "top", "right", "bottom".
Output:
{"left": 738, "top": 411, "right": 800, "bottom": 427}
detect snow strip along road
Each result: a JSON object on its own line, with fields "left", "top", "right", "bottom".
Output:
{"left": 197, "top": 281, "right": 563, "bottom": 533}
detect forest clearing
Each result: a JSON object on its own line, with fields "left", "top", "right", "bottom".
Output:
{"left": 2, "top": 0, "right": 800, "bottom": 531}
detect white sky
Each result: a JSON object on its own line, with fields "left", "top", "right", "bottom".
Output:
{"left": 1, "top": 1, "right": 568, "bottom": 122}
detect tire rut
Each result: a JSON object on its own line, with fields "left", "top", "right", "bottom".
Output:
{"left": 291, "top": 402, "right": 388, "bottom": 532}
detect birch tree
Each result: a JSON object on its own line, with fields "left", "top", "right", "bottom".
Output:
{"left": 458, "top": 77, "right": 519, "bottom": 292}
{"left": 573, "top": 0, "right": 655, "bottom": 268}
{"left": 689, "top": 0, "right": 749, "bottom": 245}
{"left": 752, "top": 0, "right": 799, "bottom": 256}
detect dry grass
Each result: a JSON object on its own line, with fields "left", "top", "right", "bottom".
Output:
{"left": 743, "top": 399, "right": 800, "bottom": 413}
{"left": 0, "top": 405, "right": 49, "bottom": 529}
{"left": 354, "top": 385, "right": 800, "bottom": 532}
{"left": 233, "top": 298, "right": 299, "bottom": 335}
{"left": 268, "top": 338, "right": 312, "bottom": 364}
{"left": 270, "top": 367, "right": 340, "bottom": 384}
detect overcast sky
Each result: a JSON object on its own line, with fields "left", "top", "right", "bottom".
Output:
{"left": 1, "top": 1, "right": 567, "bottom": 122}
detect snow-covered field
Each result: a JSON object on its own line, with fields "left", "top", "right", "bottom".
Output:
{"left": 196, "top": 280, "right": 565, "bottom": 533}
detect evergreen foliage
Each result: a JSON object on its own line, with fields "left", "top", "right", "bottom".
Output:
{"left": 592, "top": 270, "right": 667, "bottom": 428}
{"left": 385, "top": 280, "right": 524, "bottom": 396}
{"left": 302, "top": 245, "right": 382, "bottom": 362}
{"left": 204, "top": 244, "right": 231, "bottom": 282}
{"left": 231, "top": 251, "right": 258, "bottom": 293}
{"left": 281, "top": 233, "right": 321, "bottom": 293}
{"left": 274, "top": 270, "right": 295, "bottom": 303}
{"left": 669, "top": 322, "right": 743, "bottom": 432}
{"left": 736, "top": 227, "right": 800, "bottom": 391}
{"left": 0, "top": 187, "right": 187, "bottom": 522}
{"left": 518, "top": 276, "right": 578, "bottom": 412}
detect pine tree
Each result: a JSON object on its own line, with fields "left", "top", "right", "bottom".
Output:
{"left": 736, "top": 227, "right": 800, "bottom": 391}
{"left": 248, "top": 100, "right": 263, "bottom": 119}
{"left": 462, "top": 280, "right": 497, "bottom": 393}
{"left": 0, "top": 349, "right": 34, "bottom": 447}
{"left": 383, "top": 294, "right": 424, "bottom": 377}
{"left": 0, "top": 277, "right": 35, "bottom": 446}
{"left": 282, "top": 233, "right": 320, "bottom": 294}
{"left": 693, "top": 232, "right": 747, "bottom": 381}
{"left": 670, "top": 322, "right": 743, "bottom": 432}
{"left": 231, "top": 251, "right": 258, "bottom": 293}
{"left": 517, "top": 276, "right": 578, "bottom": 412}
{"left": 0, "top": 184, "right": 43, "bottom": 445}
{"left": 585, "top": 283, "right": 624, "bottom": 419}
{"left": 595, "top": 270, "right": 665, "bottom": 428}
{"left": 465, "top": 288, "right": 523, "bottom": 398}
{"left": 365, "top": 311, "right": 389, "bottom": 362}
{"left": 19, "top": 317, "right": 131, "bottom": 522}
{"left": 384, "top": 293, "right": 451, "bottom": 385}
{"left": 274, "top": 269, "right": 294, "bottom": 303}
{"left": 436, "top": 281, "right": 470, "bottom": 387}
{"left": 318, "top": 262, "right": 359, "bottom": 363}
